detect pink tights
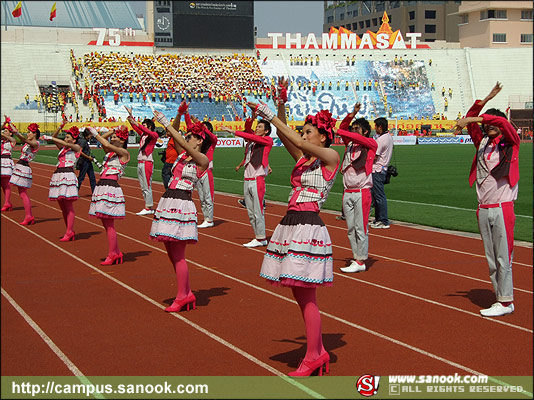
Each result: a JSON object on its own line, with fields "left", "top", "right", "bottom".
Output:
{"left": 164, "top": 241, "right": 191, "bottom": 301}
{"left": 101, "top": 218, "right": 120, "bottom": 257}
{"left": 291, "top": 287, "right": 325, "bottom": 363}
{"left": 1, "top": 177, "right": 11, "bottom": 207}
{"left": 58, "top": 199, "right": 75, "bottom": 234}
{"left": 18, "top": 186, "right": 33, "bottom": 219}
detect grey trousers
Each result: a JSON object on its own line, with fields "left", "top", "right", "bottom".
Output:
{"left": 244, "top": 177, "right": 266, "bottom": 240}
{"left": 137, "top": 161, "right": 153, "bottom": 208}
{"left": 477, "top": 203, "right": 515, "bottom": 302}
{"left": 343, "top": 189, "right": 372, "bottom": 261}
{"left": 195, "top": 171, "right": 214, "bottom": 222}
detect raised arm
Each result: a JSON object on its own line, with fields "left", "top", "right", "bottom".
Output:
{"left": 339, "top": 103, "right": 361, "bottom": 131}
{"left": 251, "top": 101, "right": 339, "bottom": 171}
{"left": 86, "top": 127, "right": 129, "bottom": 160}
{"left": 10, "top": 123, "right": 39, "bottom": 150}
{"left": 267, "top": 77, "right": 302, "bottom": 161}
{"left": 1, "top": 132, "right": 17, "bottom": 145}
{"left": 337, "top": 128, "right": 377, "bottom": 151}
{"left": 50, "top": 117, "right": 68, "bottom": 150}
{"left": 154, "top": 111, "right": 209, "bottom": 173}
{"left": 125, "top": 106, "right": 158, "bottom": 139}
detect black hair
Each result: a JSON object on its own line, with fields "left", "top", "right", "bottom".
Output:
{"left": 481, "top": 108, "right": 507, "bottom": 133}
{"left": 258, "top": 119, "right": 272, "bottom": 136}
{"left": 65, "top": 132, "right": 79, "bottom": 144}
{"left": 143, "top": 118, "right": 155, "bottom": 132}
{"left": 352, "top": 118, "right": 372, "bottom": 137}
{"left": 190, "top": 132, "right": 212, "bottom": 154}
{"left": 317, "top": 127, "right": 332, "bottom": 148}
{"left": 484, "top": 108, "right": 507, "bottom": 119}
{"left": 33, "top": 129, "right": 41, "bottom": 140}
{"left": 374, "top": 117, "right": 388, "bottom": 133}
{"left": 202, "top": 121, "right": 213, "bottom": 133}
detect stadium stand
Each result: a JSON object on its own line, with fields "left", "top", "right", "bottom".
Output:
{"left": 1, "top": 1, "right": 532, "bottom": 132}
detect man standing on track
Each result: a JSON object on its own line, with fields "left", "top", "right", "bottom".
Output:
{"left": 454, "top": 82, "right": 520, "bottom": 318}
{"left": 370, "top": 117, "right": 393, "bottom": 229}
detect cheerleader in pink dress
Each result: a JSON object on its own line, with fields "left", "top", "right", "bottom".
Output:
{"left": 151, "top": 110, "right": 211, "bottom": 313}
{"left": 8, "top": 122, "right": 40, "bottom": 225}
{"left": 250, "top": 78, "right": 340, "bottom": 377}
{"left": 87, "top": 126, "right": 130, "bottom": 265}
{"left": 42, "top": 122, "right": 82, "bottom": 241}
{"left": 1, "top": 118, "right": 17, "bottom": 211}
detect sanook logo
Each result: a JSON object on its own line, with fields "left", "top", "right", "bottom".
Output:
{"left": 356, "top": 375, "right": 380, "bottom": 397}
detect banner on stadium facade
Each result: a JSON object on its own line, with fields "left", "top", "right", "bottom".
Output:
{"left": 418, "top": 137, "right": 460, "bottom": 145}
{"left": 259, "top": 11, "right": 430, "bottom": 50}
{"left": 457, "top": 135, "right": 474, "bottom": 145}
{"left": 393, "top": 136, "right": 417, "bottom": 146}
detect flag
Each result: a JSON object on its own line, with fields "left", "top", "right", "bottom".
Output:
{"left": 50, "top": 2, "right": 56, "bottom": 21}
{"left": 12, "top": 1, "right": 22, "bottom": 18}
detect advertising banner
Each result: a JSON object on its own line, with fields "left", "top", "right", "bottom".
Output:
{"left": 418, "top": 137, "right": 460, "bottom": 145}
{"left": 393, "top": 136, "right": 417, "bottom": 145}
{"left": 457, "top": 135, "right": 474, "bottom": 145}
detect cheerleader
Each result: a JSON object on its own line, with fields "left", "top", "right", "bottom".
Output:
{"left": 151, "top": 110, "right": 210, "bottom": 313}
{"left": 41, "top": 120, "right": 82, "bottom": 241}
{"left": 8, "top": 121, "right": 40, "bottom": 225}
{"left": 87, "top": 126, "right": 130, "bottom": 265}
{"left": 250, "top": 77, "right": 340, "bottom": 377}
{"left": 1, "top": 117, "right": 16, "bottom": 211}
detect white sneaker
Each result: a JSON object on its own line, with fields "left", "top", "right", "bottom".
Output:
{"left": 136, "top": 208, "right": 154, "bottom": 216}
{"left": 243, "top": 239, "right": 267, "bottom": 248}
{"left": 370, "top": 221, "right": 390, "bottom": 229}
{"left": 340, "top": 260, "right": 366, "bottom": 273}
{"left": 480, "top": 302, "right": 514, "bottom": 317}
{"left": 197, "top": 220, "right": 214, "bottom": 228}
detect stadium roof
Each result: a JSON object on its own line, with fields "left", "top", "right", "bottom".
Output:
{"left": 1, "top": 1, "right": 142, "bottom": 29}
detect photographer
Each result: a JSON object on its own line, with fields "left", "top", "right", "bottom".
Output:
{"left": 77, "top": 127, "right": 97, "bottom": 193}
{"left": 370, "top": 117, "right": 393, "bottom": 229}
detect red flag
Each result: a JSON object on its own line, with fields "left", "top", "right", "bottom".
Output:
{"left": 50, "top": 2, "right": 57, "bottom": 21}
{"left": 12, "top": 1, "right": 22, "bottom": 18}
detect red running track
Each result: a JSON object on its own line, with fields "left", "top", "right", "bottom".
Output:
{"left": 1, "top": 162, "right": 532, "bottom": 378}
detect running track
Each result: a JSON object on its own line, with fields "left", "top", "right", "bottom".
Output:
{"left": 2, "top": 162, "right": 532, "bottom": 381}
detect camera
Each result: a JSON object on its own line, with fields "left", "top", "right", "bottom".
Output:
{"left": 385, "top": 165, "right": 398, "bottom": 184}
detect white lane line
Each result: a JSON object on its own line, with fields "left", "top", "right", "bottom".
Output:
{"left": 32, "top": 165, "right": 533, "bottom": 253}
{"left": 1, "top": 288, "right": 105, "bottom": 399}
{"left": 3, "top": 207, "right": 531, "bottom": 382}
{"left": 27, "top": 180, "right": 534, "bottom": 292}
{"left": 0, "top": 215, "right": 324, "bottom": 399}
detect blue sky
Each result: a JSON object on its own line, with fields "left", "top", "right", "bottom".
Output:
{"left": 129, "top": 1, "right": 325, "bottom": 37}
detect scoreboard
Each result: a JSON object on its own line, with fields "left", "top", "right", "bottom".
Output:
{"left": 154, "top": 1, "right": 254, "bottom": 49}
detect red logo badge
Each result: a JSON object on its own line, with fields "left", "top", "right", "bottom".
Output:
{"left": 356, "top": 375, "right": 380, "bottom": 397}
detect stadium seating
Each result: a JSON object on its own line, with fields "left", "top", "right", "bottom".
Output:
{"left": 1, "top": 42, "right": 532, "bottom": 127}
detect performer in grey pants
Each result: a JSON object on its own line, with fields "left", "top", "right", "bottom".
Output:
{"left": 454, "top": 82, "right": 520, "bottom": 318}
{"left": 222, "top": 115, "right": 273, "bottom": 248}
{"left": 336, "top": 103, "right": 377, "bottom": 273}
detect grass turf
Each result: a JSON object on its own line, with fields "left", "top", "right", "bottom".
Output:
{"left": 33, "top": 142, "right": 532, "bottom": 242}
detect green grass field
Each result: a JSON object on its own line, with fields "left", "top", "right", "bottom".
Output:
{"left": 34, "top": 142, "right": 533, "bottom": 242}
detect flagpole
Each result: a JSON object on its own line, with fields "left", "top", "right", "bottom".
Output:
{"left": 55, "top": 6, "right": 59, "bottom": 53}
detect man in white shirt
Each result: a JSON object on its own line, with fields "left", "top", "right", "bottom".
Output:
{"left": 370, "top": 117, "right": 393, "bottom": 229}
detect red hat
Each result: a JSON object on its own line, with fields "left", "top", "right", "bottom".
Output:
{"left": 305, "top": 110, "right": 337, "bottom": 140}
{"left": 27, "top": 123, "right": 40, "bottom": 133}
{"left": 65, "top": 126, "right": 80, "bottom": 139}
{"left": 114, "top": 125, "right": 129, "bottom": 141}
